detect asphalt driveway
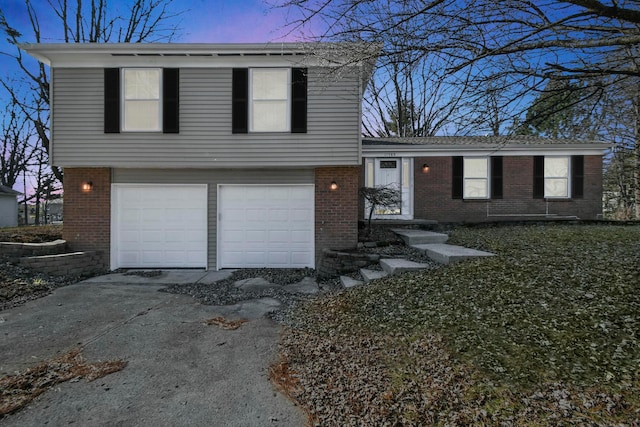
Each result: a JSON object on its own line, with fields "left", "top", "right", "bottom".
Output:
{"left": 0, "top": 273, "right": 305, "bottom": 426}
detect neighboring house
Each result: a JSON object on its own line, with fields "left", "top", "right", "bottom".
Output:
{"left": 361, "top": 136, "right": 609, "bottom": 223}
{"left": 0, "top": 185, "right": 22, "bottom": 228}
{"left": 22, "top": 43, "right": 377, "bottom": 270}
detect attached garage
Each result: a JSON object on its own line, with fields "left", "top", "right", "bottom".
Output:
{"left": 218, "top": 184, "right": 314, "bottom": 269}
{"left": 111, "top": 184, "right": 208, "bottom": 269}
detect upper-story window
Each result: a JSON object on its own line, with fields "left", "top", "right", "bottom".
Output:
{"left": 250, "top": 68, "right": 290, "bottom": 132}
{"left": 122, "top": 68, "right": 162, "bottom": 132}
{"left": 104, "top": 67, "right": 179, "bottom": 134}
{"left": 232, "top": 67, "right": 307, "bottom": 134}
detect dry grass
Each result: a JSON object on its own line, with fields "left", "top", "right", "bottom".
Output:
{"left": 278, "top": 224, "right": 640, "bottom": 425}
{"left": 0, "top": 225, "right": 62, "bottom": 243}
{"left": 0, "top": 348, "right": 126, "bottom": 416}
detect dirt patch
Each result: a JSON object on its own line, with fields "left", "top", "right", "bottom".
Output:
{"left": 0, "top": 348, "right": 126, "bottom": 416}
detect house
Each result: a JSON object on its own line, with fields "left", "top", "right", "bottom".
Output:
{"left": 361, "top": 136, "right": 609, "bottom": 223}
{"left": 0, "top": 184, "right": 22, "bottom": 228}
{"left": 22, "top": 42, "right": 378, "bottom": 270}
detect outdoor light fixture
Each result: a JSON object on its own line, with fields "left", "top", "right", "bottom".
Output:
{"left": 422, "top": 164, "right": 430, "bottom": 174}
{"left": 81, "top": 181, "right": 93, "bottom": 192}
{"left": 330, "top": 181, "right": 339, "bottom": 191}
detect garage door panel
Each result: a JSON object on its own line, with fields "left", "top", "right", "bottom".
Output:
{"left": 219, "top": 185, "right": 314, "bottom": 269}
{"left": 112, "top": 185, "right": 207, "bottom": 269}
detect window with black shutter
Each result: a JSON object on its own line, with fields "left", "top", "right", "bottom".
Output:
{"left": 572, "top": 155, "right": 584, "bottom": 199}
{"left": 491, "top": 156, "right": 503, "bottom": 199}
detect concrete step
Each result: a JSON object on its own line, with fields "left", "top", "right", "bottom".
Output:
{"left": 379, "top": 258, "right": 432, "bottom": 275}
{"left": 340, "top": 275, "right": 364, "bottom": 288}
{"left": 412, "top": 243, "right": 495, "bottom": 265}
{"left": 391, "top": 229, "right": 449, "bottom": 245}
{"left": 360, "top": 268, "right": 389, "bottom": 282}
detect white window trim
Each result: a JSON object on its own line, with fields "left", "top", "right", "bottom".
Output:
{"left": 544, "top": 155, "right": 571, "bottom": 199}
{"left": 121, "top": 67, "right": 162, "bottom": 132}
{"left": 463, "top": 157, "right": 490, "bottom": 200}
{"left": 249, "top": 68, "right": 291, "bottom": 133}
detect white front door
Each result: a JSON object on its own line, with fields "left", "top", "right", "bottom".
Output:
{"left": 364, "top": 158, "right": 414, "bottom": 220}
{"left": 217, "top": 184, "right": 315, "bottom": 269}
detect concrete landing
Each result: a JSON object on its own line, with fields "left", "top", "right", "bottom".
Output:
{"left": 360, "top": 269, "right": 389, "bottom": 282}
{"left": 412, "top": 243, "right": 495, "bottom": 264}
{"left": 380, "top": 258, "right": 432, "bottom": 275}
{"left": 391, "top": 229, "right": 449, "bottom": 245}
{"left": 340, "top": 276, "right": 364, "bottom": 288}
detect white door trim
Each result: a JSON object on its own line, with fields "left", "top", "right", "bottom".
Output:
{"left": 364, "top": 157, "right": 414, "bottom": 220}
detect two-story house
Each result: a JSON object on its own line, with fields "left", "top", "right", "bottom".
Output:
{"left": 23, "top": 43, "right": 377, "bottom": 271}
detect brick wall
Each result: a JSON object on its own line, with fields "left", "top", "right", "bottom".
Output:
{"left": 19, "top": 251, "right": 105, "bottom": 276}
{"left": 0, "top": 240, "right": 67, "bottom": 259}
{"left": 413, "top": 155, "right": 603, "bottom": 222}
{"left": 63, "top": 168, "right": 111, "bottom": 269}
{"left": 315, "top": 167, "right": 359, "bottom": 262}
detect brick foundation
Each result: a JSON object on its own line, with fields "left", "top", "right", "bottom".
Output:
{"left": 315, "top": 167, "right": 359, "bottom": 263}
{"left": 62, "top": 168, "right": 111, "bottom": 269}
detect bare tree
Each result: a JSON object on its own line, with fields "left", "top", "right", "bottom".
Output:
{"left": 360, "top": 185, "right": 402, "bottom": 235}
{"left": 1, "top": 98, "right": 36, "bottom": 189}
{"left": 0, "top": 0, "right": 183, "bottom": 183}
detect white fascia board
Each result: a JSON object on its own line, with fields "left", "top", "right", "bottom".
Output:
{"left": 19, "top": 42, "right": 376, "bottom": 69}
{"left": 362, "top": 144, "right": 611, "bottom": 157}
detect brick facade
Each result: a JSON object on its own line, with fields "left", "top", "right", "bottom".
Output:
{"left": 412, "top": 155, "right": 603, "bottom": 222}
{"left": 315, "top": 167, "right": 359, "bottom": 262}
{"left": 62, "top": 168, "right": 111, "bottom": 268}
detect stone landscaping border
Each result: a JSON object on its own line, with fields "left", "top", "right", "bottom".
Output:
{"left": 18, "top": 251, "right": 104, "bottom": 276}
{"left": 0, "top": 239, "right": 67, "bottom": 258}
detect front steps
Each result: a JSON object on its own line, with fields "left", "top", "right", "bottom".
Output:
{"left": 343, "top": 227, "right": 496, "bottom": 287}
{"left": 412, "top": 243, "right": 495, "bottom": 264}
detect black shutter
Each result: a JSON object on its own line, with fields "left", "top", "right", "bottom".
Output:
{"left": 452, "top": 156, "right": 463, "bottom": 199}
{"left": 291, "top": 68, "right": 307, "bottom": 133}
{"left": 572, "top": 155, "right": 584, "bottom": 199}
{"left": 491, "top": 156, "right": 503, "bottom": 199}
{"left": 163, "top": 68, "right": 179, "bottom": 134}
{"left": 533, "top": 156, "right": 544, "bottom": 199}
{"left": 104, "top": 68, "right": 120, "bottom": 133}
{"left": 232, "top": 68, "right": 248, "bottom": 134}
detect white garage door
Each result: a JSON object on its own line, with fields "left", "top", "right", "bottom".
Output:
{"left": 112, "top": 184, "right": 207, "bottom": 269}
{"left": 218, "top": 185, "right": 314, "bottom": 268}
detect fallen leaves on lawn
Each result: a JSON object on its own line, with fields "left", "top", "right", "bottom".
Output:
{"left": 204, "top": 316, "right": 248, "bottom": 330}
{"left": 0, "top": 348, "right": 127, "bottom": 416}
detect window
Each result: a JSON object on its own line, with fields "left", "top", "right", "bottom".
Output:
{"left": 544, "top": 156, "right": 570, "bottom": 198}
{"left": 453, "top": 156, "right": 502, "bottom": 200}
{"left": 463, "top": 157, "right": 489, "bottom": 199}
{"left": 232, "top": 68, "right": 307, "bottom": 134}
{"left": 534, "top": 156, "right": 574, "bottom": 199}
{"left": 122, "top": 68, "right": 162, "bottom": 132}
{"left": 250, "top": 68, "right": 290, "bottom": 132}
{"left": 104, "top": 68, "right": 179, "bottom": 134}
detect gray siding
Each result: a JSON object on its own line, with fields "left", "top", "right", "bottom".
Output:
{"left": 112, "top": 168, "right": 315, "bottom": 269}
{"left": 52, "top": 67, "right": 361, "bottom": 167}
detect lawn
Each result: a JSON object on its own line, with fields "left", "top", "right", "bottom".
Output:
{"left": 276, "top": 224, "right": 640, "bottom": 425}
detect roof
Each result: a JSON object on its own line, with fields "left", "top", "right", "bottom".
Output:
{"left": 0, "top": 184, "right": 22, "bottom": 196}
{"left": 19, "top": 41, "right": 380, "bottom": 68}
{"left": 363, "top": 136, "right": 607, "bottom": 147}
{"left": 20, "top": 41, "right": 380, "bottom": 94}
{"left": 361, "top": 136, "right": 611, "bottom": 157}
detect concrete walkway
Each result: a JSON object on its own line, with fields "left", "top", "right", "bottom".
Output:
{"left": 0, "top": 273, "right": 305, "bottom": 427}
